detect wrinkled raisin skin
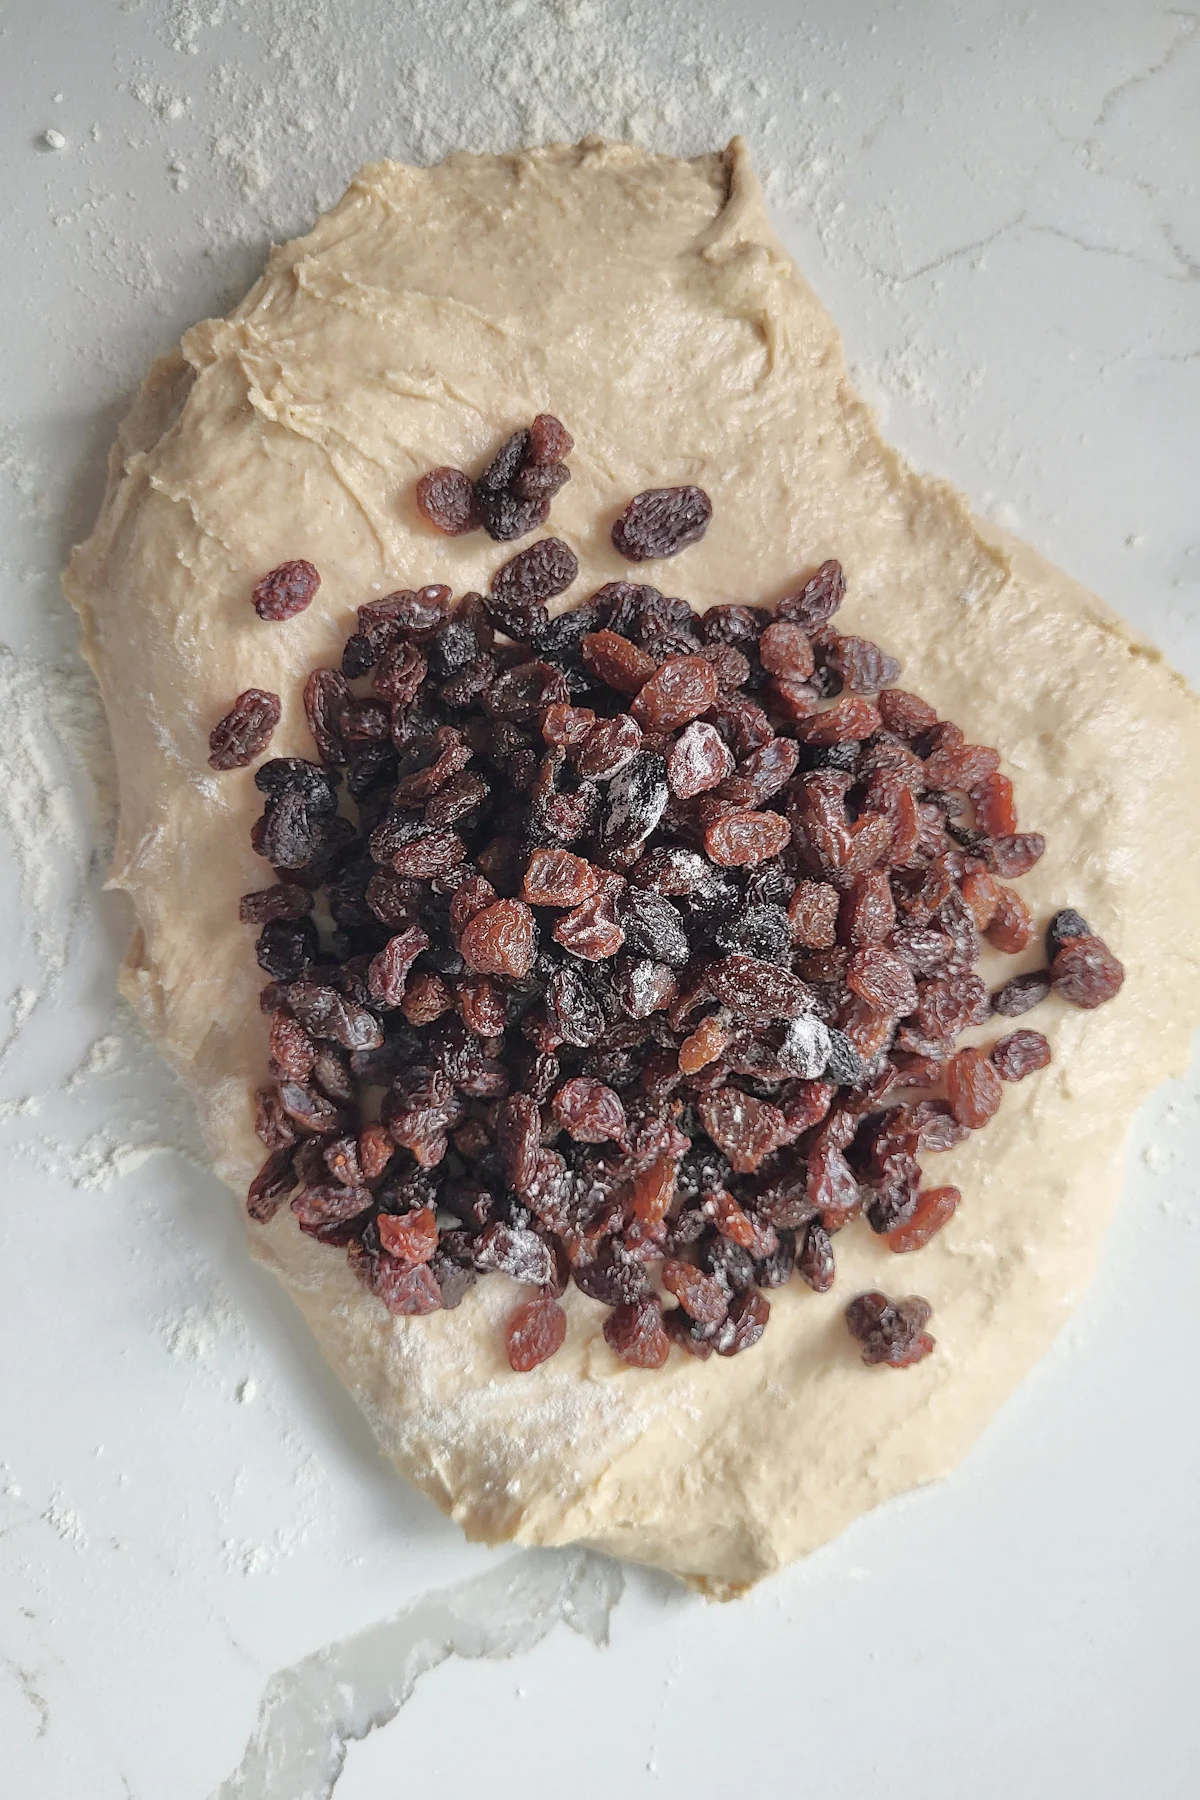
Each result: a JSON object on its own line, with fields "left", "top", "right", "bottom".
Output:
{"left": 611, "top": 487, "right": 712, "bottom": 561}
{"left": 416, "top": 466, "right": 479, "bottom": 535}
{"left": 209, "top": 689, "right": 281, "bottom": 770}
{"left": 252, "top": 559, "right": 320, "bottom": 621}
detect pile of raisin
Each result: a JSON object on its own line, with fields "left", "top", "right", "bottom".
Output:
{"left": 416, "top": 416, "right": 574, "bottom": 543}
{"left": 224, "top": 451, "right": 1125, "bottom": 1378}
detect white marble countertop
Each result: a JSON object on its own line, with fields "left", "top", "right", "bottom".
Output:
{"left": 1, "top": 3, "right": 1197, "bottom": 1796}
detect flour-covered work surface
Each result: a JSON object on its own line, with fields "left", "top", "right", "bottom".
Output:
{"left": 5, "top": 4, "right": 1200, "bottom": 1797}
{"left": 66, "top": 139, "right": 1200, "bottom": 1593}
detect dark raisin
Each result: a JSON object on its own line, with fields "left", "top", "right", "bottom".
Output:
{"left": 992, "top": 969, "right": 1051, "bottom": 1017}
{"left": 611, "top": 486, "right": 712, "bottom": 561}
{"left": 844, "top": 1290, "right": 934, "bottom": 1367}
{"left": 209, "top": 689, "right": 281, "bottom": 770}
{"left": 1045, "top": 908, "right": 1091, "bottom": 962}
{"left": 416, "top": 466, "right": 479, "bottom": 535}
{"left": 252, "top": 559, "right": 320, "bottom": 621}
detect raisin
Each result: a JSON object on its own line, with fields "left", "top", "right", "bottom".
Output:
{"left": 986, "top": 886, "right": 1035, "bottom": 954}
{"left": 668, "top": 721, "right": 735, "bottom": 798}
{"left": 571, "top": 713, "right": 643, "bottom": 781}
{"left": 239, "top": 882, "right": 314, "bottom": 924}
{"left": 541, "top": 703, "right": 596, "bottom": 747}
{"left": 545, "top": 965, "right": 607, "bottom": 1045}
{"left": 553, "top": 888, "right": 625, "bottom": 960}
{"left": 209, "top": 689, "right": 282, "bottom": 769}
{"left": 246, "top": 1147, "right": 296, "bottom": 1222}
{"left": 703, "top": 809, "right": 792, "bottom": 867}
{"left": 506, "top": 1296, "right": 567, "bottom": 1371}
{"left": 617, "top": 889, "right": 690, "bottom": 967}
{"left": 662, "top": 1258, "right": 729, "bottom": 1324}
{"left": 252, "top": 559, "right": 320, "bottom": 621}
{"left": 991, "top": 970, "right": 1051, "bottom": 1017}
{"left": 614, "top": 957, "right": 678, "bottom": 1018}
{"left": 788, "top": 880, "right": 839, "bottom": 949}
{"left": 373, "top": 640, "right": 428, "bottom": 704}
{"left": 255, "top": 917, "right": 319, "bottom": 980}
{"left": 367, "top": 926, "right": 430, "bottom": 1006}
{"left": 376, "top": 1208, "right": 440, "bottom": 1269}
{"left": 777, "top": 560, "right": 845, "bottom": 631}
{"left": 389, "top": 827, "right": 466, "bottom": 879}
{"left": 581, "top": 630, "right": 657, "bottom": 695}
{"left": 716, "top": 904, "right": 793, "bottom": 965}
{"left": 987, "top": 832, "right": 1045, "bottom": 877}
{"left": 877, "top": 688, "right": 937, "bottom": 738}
{"left": 698, "top": 1088, "right": 789, "bottom": 1173}
{"left": 291, "top": 1182, "right": 373, "bottom": 1230}
{"left": 846, "top": 947, "right": 917, "bottom": 1017}
{"left": 797, "top": 1218, "right": 836, "bottom": 1290}
{"left": 945, "top": 1046, "right": 1003, "bottom": 1127}
{"left": 491, "top": 537, "right": 579, "bottom": 610}
{"left": 758, "top": 621, "right": 815, "bottom": 680}
{"left": 552, "top": 1076, "right": 627, "bottom": 1145}
{"left": 1051, "top": 934, "right": 1124, "bottom": 1009}
{"left": 706, "top": 1187, "right": 778, "bottom": 1258}
{"left": 678, "top": 1014, "right": 733, "bottom": 1074}
{"left": 844, "top": 1291, "right": 934, "bottom": 1367}
{"left": 416, "top": 466, "right": 479, "bottom": 534}
{"left": 708, "top": 954, "right": 811, "bottom": 1022}
{"left": 611, "top": 487, "right": 712, "bottom": 561}
{"left": 840, "top": 871, "right": 896, "bottom": 947}
{"left": 1045, "top": 908, "right": 1091, "bottom": 961}
{"left": 825, "top": 634, "right": 901, "bottom": 692}
{"left": 373, "top": 1259, "right": 443, "bottom": 1315}
{"left": 628, "top": 656, "right": 717, "bottom": 732}
{"left": 807, "top": 1144, "right": 861, "bottom": 1230}
{"left": 603, "top": 1296, "right": 670, "bottom": 1366}
{"left": 527, "top": 413, "right": 574, "bottom": 464}
{"left": 883, "top": 1186, "right": 960, "bottom": 1254}
{"left": 794, "top": 696, "right": 881, "bottom": 745}
{"left": 475, "top": 1222, "right": 556, "bottom": 1286}
{"left": 601, "top": 751, "right": 669, "bottom": 851}
{"left": 991, "top": 1029, "right": 1052, "bottom": 1081}
{"left": 714, "top": 1289, "right": 770, "bottom": 1356}
{"left": 460, "top": 900, "right": 538, "bottom": 978}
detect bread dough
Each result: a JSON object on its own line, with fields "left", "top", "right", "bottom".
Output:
{"left": 65, "top": 139, "right": 1200, "bottom": 1594}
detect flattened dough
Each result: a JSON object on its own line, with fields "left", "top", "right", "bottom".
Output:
{"left": 66, "top": 140, "right": 1200, "bottom": 1592}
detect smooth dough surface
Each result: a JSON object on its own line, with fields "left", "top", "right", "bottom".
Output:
{"left": 66, "top": 139, "right": 1200, "bottom": 1593}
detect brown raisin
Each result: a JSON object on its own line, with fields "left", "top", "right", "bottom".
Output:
{"left": 704, "top": 810, "right": 792, "bottom": 867}
{"left": 239, "top": 882, "right": 313, "bottom": 924}
{"left": 522, "top": 848, "right": 598, "bottom": 907}
{"left": 367, "top": 925, "right": 430, "bottom": 1006}
{"left": 788, "top": 880, "right": 839, "bottom": 949}
{"left": 459, "top": 899, "right": 538, "bottom": 977}
{"left": 611, "top": 486, "right": 712, "bottom": 561}
{"left": 581, "top": 630, "right": 657, "bottom": 695}
{"left": 945, "top": 1046, "right": 1003, "bottom": 1127}
{"left": 506, "top": 1296, "right": 567, "bottom": 1371}
{"left": 552, "top": 1076, "right": 627, "bottom": 1145}
{"left": 846, "top": 946, "right": 917, "bottom": 1017}
{"left": 985, "top": 886, "right": 1035, "bottom": 954}
{"left": 697, "top": 1088, "right": 790, "bottom": 1173}
{"left": 1051, "top": 934, "right": 1124, "bottom": 1009}
{"left": 376, "top": 1208, "right": 439, "bottom": 1269}
{"left": 209, "top": 689, "right": 282, "bottom": 770}
{"left": 885, "top": 1186, "right": 960, "bottom": 1253}
{"left": 988, "top": 833, "right": 1046, "bottom": 878}
{"left": 825, "top": 634, "right": 901, "bottom": 692}
{"left": 630, "top": 656, "right": 719, "bottom": 732}
{"left": 758, "top": 621, "right": 815, "bottom": 680}
{"left": 794, "top": 696, "right": 881, "bottom": 744}
{"left": 416, "top": 466, "right": 479, "bottom": 535}
{"left": 777, "top": 560, "right": 845, "bottom": 631}
{"left": 252, "top": 559, "right": 320, "bottom": 621}
{"left": 667, "top": 721, "right": 735, "bottom": 798}
{"left": 991, "top": 1029, "right": 1052, "bottom": 1081}
{"left": 844, "top": 1290, "right": 934, "bottom": 1367}
{"left": 797, "top": 1219, "right": 836, "bottom": 1290}
{"left": 603, "top": 1297, "right": 671, "bottom": 1367}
